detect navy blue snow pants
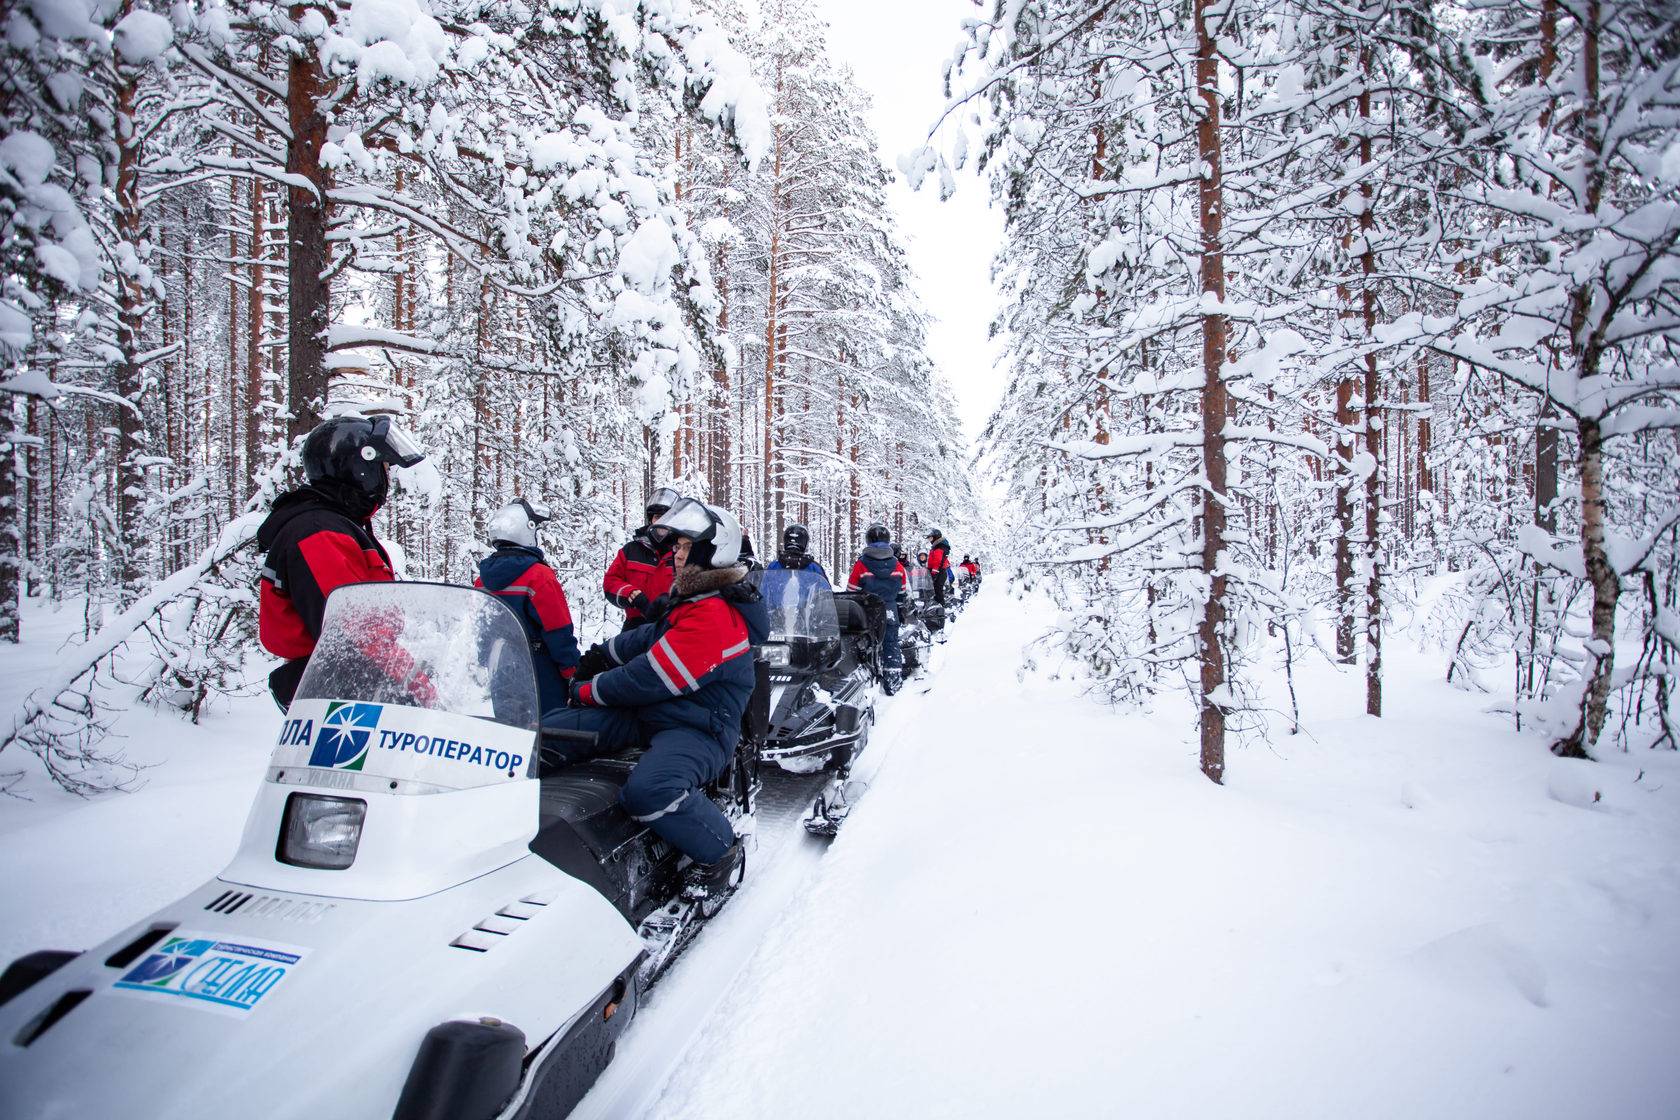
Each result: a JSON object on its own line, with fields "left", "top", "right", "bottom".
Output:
{"left": 541, "top": 706, "right": 736, "bottom": 865}
{"left": 881, "top": 608, "right": 902, "bottom": 671}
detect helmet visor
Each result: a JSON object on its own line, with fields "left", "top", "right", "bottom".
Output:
{"left": 370, "top": 417, "right": 426, "bottom": 468}
{"left": 648, "top": 498, "right": 716, "bottom": 549}
{"left": 518, "top": 498, "right": 552, "bottom": 524}
{"left": 645, "top": 486, "right": 681, "bottom": 517}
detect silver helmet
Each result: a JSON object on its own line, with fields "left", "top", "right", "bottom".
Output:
{"left": 486, "top": 498, "right": 552, "bottom": 549}
{"left": 648, "top": 498, "right": 743, "bottom": 568}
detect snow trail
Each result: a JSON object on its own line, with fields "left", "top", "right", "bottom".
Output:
{"left": 571, "top": 645, "right": 941, "bottom": 1118}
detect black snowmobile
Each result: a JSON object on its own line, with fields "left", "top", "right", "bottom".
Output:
{"left": 898, "top": 566, "right": 944, "bottom": 677}
{"left": 752, "top": 567, "right": 878, "bottom": 781}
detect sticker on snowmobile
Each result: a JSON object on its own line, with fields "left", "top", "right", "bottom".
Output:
{"left": 110, "top": 931, "right": 310, "bottom": 1018}
{"left": 274, "top": 699, "right": 532, "bottom": 789}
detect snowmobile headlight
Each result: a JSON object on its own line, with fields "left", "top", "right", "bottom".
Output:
{"left": 761, "top": 644, "right": 790, "bottom": 668}
{"left": 278, "top": 794, "right": 367, "bottom": 870}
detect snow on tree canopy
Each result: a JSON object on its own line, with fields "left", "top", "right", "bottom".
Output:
{"left": 112, "top": 11, "right": 172, "bottom": 64}
{"left": 0, "top": 130, "right": 55, "bottom": 186}
{"left": 318, "top": 0, "right": 451, "bottom": 90}
{"left": 25, "top": 0, "right": 99, "bottom": 41}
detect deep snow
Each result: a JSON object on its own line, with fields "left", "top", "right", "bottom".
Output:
{"left": 2, "top": 585, "right": 1677, "bottom": 1118}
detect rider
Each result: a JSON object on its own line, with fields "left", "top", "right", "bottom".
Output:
{"left": 547, "top": 499, "right": 769, "bottom": 899}
{"left": 602, "top": 487, "right": 680, "bottom": 631}
{"left": 847, "top": 523, "right": 909, "bottom": 695}
{"left": 256, "top": 414, "right": 426, "bottom": 709}
{"left": 767, "top": 523, "right": 827, "bottom": 580}
{"left": 926, "top": 527, "right": 955, "bottom": 605}
{"left": 475, "top": 498, "right": 580, "bottom": 715}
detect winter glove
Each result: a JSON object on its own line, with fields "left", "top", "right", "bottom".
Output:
{"left": 642, "top": 592, "right": 674, "bottom": 622}
{"left": 629, "top": 590, "right": 651, "bottom": 614}
{"left": 405, "top": 667, "right": 440, "bottom": 709}
{"left": 575, "top": 643, "right": 612, "bottom": 681}
{"left": 567, "top": 679, "right": 592, "bottom": 708}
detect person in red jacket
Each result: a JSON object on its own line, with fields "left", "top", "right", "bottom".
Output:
{"left": 257, "top": 415, "right": 426, "bottom": 708}
{"left": 602, "top": 487, "right": 681, "bottom": 630}
{"left": 925, "top": 527, "right": 954, "bottom": 604}
{"left": 475, "top": 498, "right": 580, "bottom": 715}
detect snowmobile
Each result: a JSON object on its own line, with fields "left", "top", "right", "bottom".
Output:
{"left": 753, "top": 567, "right": 877, "bottom": 780}
{"left": 0, "top": 581, "right": 759, "bottom": 1120}
{"left": 897, "top": 566, "right": 944, "bottom": 677}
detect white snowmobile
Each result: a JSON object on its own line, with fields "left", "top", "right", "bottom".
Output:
{"left": 0, "top": 581, "right": 757, "bottom": 1120}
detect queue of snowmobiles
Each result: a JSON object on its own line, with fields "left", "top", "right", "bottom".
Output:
{"left": 0, "top": 562, "right": 970, "bottom": 1120}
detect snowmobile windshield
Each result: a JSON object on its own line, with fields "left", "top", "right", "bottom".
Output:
{"left": 761, "top": 568, "right": 841, "bottom": 644}
{"left": 907, "top": 567, "right": 933, "bottom": 594}
{"left": 294, "top": 582, "right": 539, "bottom": 732}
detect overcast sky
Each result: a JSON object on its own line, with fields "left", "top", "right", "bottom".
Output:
{"left": 809, "top": 0, "right": 1007, "bottom": 444}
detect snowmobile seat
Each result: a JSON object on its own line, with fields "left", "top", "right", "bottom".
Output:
{"left": 533, "top": 761, "right": 643, "bottom": 919}
{"left": 833, "top": 595, "right": 869, "bottom": 634}
{"left": 834, "top": 591, "right": 887, "bottom": 646}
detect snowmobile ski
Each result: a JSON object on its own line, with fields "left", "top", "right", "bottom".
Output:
{"left": 803, "top": 777, "right": 868, "bottom": 837}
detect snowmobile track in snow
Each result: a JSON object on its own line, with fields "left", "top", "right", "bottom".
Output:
{"left": 567, "top": 641, "right": 949, "bottom": 1119}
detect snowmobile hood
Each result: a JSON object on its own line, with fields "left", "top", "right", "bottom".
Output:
{"left": 256, "top": 489, "right": 367, "bottom": 552}
{"left": 477, "top": 546, "right": 546, "bottom": 592}
{"left": 0, "top": 861, "right": 643, "bottom": 1120}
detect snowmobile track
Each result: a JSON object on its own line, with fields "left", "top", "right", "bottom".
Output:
{"left": 567, "top": 633, "right": 950, "bottom": 1119}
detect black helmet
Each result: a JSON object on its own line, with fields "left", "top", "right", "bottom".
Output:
{"left": 927, "top": 527, "right": 942, "bottom": 540}
{"left": 645, "top": 486, "right": 681, "bottom": 523}
{"left": 865, "top": 523, "right": 890, "bottom": 545}
{"left": 302, "top": 415, "right": 425, "bottom": 519}
{"left": 648, "top": 498, "right": 744, "bottom": 569}
{"left": 782, "top": 523, "right": 811, "bottom": 554}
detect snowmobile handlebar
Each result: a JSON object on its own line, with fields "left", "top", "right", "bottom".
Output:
{"left": 540, "top": 727, "right": 600, "bottom": 748}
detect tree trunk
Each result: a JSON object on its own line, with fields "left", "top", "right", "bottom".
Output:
{"left": 1335, "top": 374, "right": 1357, "bottom": 662}
{"left": 1359, "top": 44, "right": 1382, "bottom": 716}
{"left": 248, "top": 176, "right": 267, "bottom": 478}
{"left": 1557, "top": 412, "right": 1616, "bottom": 758}
{"left": 1194, "top": 0, "right": 1228, "bottom": 785}
{"left": 112, "top": 53, "right": 150, "bottom": 603}
{"left": 1554, "top": 0, "right": 1611, "bottom": 759}
{"left": 0, "top": 423, "right": 18, "bottom": 642}
{"left": 286, "top": 39, "right": 332, "bottom": 444}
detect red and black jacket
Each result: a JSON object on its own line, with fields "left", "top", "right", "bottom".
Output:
{"left": 848, "top": 545, "right": 909, "bottom": 620}
{"left": 602, "top": 530, "right": 676, "bottom": 627}
{"left": 476, "top": 545, "right": 580, "bottom": 714}
{"left": 257, "top": 489, "right": 395, "bottom": 660}
{"left": 927, "top": 537, "right": 954, "bottom": 575}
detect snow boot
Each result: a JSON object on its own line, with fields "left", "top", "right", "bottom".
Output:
{"left": 682, "top": 839, "right": 744, "bottom": 902}
{"left": 883, "top": 669, "right": 902, "bottom": 695}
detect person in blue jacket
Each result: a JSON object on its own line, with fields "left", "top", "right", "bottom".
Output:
{"left": 767, "top": 523, "right": 826, "bottom": 580}
{"left": 543, "top": 498, "right": 768, "bottom": 898}
{"left": 475, "top": 498, "right": 579, "bottom": 715}
{"left": 847, "top": 523, "right": 909, "bottom": 695}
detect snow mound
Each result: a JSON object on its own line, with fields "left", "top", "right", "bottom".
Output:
{"left": 1547, "top": 758, "right": 1603, "bottom": 809}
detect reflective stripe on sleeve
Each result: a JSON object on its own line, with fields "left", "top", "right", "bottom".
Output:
{"left": 652, "top": 636, "right": 698, "bottom": 692}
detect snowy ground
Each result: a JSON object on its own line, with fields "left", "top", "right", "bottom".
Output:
{"left": 2, "top": 587, "right": 1678, "bottom": 1118}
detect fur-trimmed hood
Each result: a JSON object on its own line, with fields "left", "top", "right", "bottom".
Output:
{"left": 673, "top": 562, "right": 750, "bottom": 598}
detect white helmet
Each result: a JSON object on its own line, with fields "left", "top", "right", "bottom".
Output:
{"left": 648, "top": 498, "right": 743, "bottom": 568}
{"left": 486, "top": 498, "right": 552, "bottom": 549}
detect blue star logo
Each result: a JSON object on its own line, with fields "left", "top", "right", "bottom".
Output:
{"left": 121, "top": 937, "right": 214, "bottom": 986}
{"left": 308, "top": 702, "right": 381, "bottom": 769}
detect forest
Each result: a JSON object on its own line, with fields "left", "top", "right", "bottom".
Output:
{"left": 2, "top": 0, "right": 1677, "bottom": 795}
{"left": 1, "top": 0, "right": 983, "bottom": 792}
{"left": 914, "top": 0, "right": 1680, "bottom": 779}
